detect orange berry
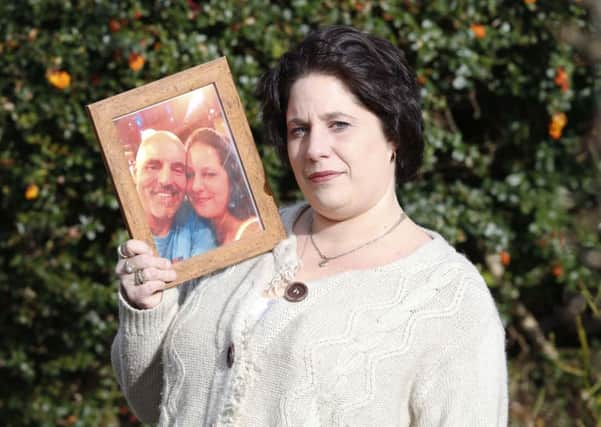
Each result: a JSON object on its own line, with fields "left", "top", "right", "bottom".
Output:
{"left": 549, "top": 124, "right": 562, "bottom": 140}
{"left": 554, "top": 67, "right": 569, "bottom": 92}
{"left": 548, "top": 112, "right": 567, "bottom": 140}
{"left": 108, "top": 18, "right": 121, "bottom": 32}
{"left": 128, "top": 52, "right": 145, "bottom": 72}
{"left": 28, "top": 28, "right": 39, "bottom": 41}
{"left": 470, "top": 24, "right": 486, "bottom": 39}
{"left": 25, "top": 184, "right": 39, "bottom": 200}
{"left": 500, "top": 251, "right": 511, "bottom": 267}
{"left": 67, "top": 226, "right": 81, "bottom": 239}
{"left": 47, "top": 70, "right": 71, "bottom": 89}
{"left": 552, "top": 264, "right": 564, "bottom": 278}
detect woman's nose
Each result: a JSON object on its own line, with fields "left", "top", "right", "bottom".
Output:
{"left": 304, "top": 126, "right": 330, "bottom": 160}
{"left": 190, "top": 174, "right": 205, "bottom": 192}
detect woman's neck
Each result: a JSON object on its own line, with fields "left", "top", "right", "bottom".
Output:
{"left": 211, "top": 211, "right": 241, "bottom": 245}
{"left": 309, "top": 191, "right": 404, "bottom": 253}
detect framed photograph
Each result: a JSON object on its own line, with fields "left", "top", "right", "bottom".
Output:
{"left": 87, "top": 57, "right": 286, "bottom": 287}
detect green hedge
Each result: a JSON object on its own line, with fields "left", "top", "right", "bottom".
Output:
{"left": 1, "top": 1, "right": 600, "bottom": 425}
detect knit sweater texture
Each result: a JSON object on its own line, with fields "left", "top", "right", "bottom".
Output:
{"left": 111, "top": 203, "right": 508, "bottom": 426}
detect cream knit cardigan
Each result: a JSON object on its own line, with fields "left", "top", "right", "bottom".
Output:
{"left": 112, "top": 203, "right": 508, "bottom": 426}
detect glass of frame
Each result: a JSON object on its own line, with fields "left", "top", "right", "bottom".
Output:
{"left": 87, "top": 57, "right": 285, "bottom": 287}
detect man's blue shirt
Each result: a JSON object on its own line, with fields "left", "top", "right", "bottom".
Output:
{"left": 153, "top": 201, "right": 216, "bottom": 262}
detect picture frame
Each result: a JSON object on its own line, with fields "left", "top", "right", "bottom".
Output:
{"left": 87, "top": 57, "right": 286, "bottom": 287}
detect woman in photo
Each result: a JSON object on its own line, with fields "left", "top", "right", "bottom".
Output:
{"left": 112, "top": 26, "right": 507, "bottom": 426}
{"left": 185, "top": 127, "right": 262, "bottom": 247}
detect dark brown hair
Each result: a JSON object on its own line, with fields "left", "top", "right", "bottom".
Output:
{"left": 256, "top": 25, "right": 423, "bottom": 184}
{"left": 185, "top": 128, "right": 255, "bottom": 219}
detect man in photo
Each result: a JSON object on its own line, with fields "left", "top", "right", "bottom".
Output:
{"left": 133, "top": 130, "right": 215, "bottom": 262}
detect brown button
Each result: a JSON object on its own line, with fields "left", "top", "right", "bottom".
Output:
{"left": 226, "top": 344, "right": 235, "bottom": 368}
{"left": 284, "top": 282, "right": 308, "bottom": 302}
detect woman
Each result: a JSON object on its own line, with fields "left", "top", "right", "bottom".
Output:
{"left": 113, "top": 26, "right": 508, "bottom": 426}
{"left": 185, "top": 127, "right": 262, "bottom": 247}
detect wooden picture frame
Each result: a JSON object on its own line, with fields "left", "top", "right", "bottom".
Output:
{"left": 87, "top": 57, "right": 286, "bottom": 287}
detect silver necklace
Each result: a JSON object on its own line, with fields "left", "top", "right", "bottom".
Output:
{"left": 309, "top": 211, "right": 407, "bottom": 267}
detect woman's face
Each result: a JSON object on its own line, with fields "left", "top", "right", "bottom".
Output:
{"left": 286, "top": 73, "right": 397, "bottom": 220}
{"left": 186, "top": 142, "right": 230, "bottom": 219}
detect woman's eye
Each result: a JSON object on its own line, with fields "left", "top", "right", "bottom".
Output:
{"left": 289, "top": 126, "right": 307, "bottom": 137}
{"left": 330, "top": 121, "right": 350, "bottom": 131}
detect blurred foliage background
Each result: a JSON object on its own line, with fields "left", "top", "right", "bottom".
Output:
{"left": 1, "top": 0, "right": 600, "bottom": 426}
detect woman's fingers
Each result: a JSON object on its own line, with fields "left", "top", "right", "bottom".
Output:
{"left": 117, "top": 239, "right": 153, "bottom": 259}
{"left": 120, "top": 279, "right": 166, "bottom": 310}
{"left": 115, "top": 239, "right": 176, "bottom": 309}
{"left": 116, "top": 253, "right": 172, "bottom": 276}
{"left": 133, "top": 266, "right": 177, "bottom": 284}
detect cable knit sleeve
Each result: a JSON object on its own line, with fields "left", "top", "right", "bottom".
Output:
{"left": 411, "top": 278, "right": 508, "bottom": 427}
{"left": 110, "top": 284, "right": 181, "bottom": 424}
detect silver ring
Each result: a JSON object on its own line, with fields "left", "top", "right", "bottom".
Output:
{"left": 134, "top": 269, "right": 146, "bottom": 286}
{"left": 117, "top": 243, "right": 130, "bottom": 259}
{"left": 124, "top": 260, "right": 134, "bottom": 274}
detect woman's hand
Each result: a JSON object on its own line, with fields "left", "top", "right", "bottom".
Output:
{"left": 115, "top": 240, "right": 176, "bottom": 310}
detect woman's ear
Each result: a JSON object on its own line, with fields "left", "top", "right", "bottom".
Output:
{"left": 389, "top": 143, "right": 399, "bottom": 163}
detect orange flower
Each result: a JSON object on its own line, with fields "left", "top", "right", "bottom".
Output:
{"left": 524, "top": 0, "right": 536, "bottom": 4}
{"left": 500, "top": 251, "right": 511, "bottom": 267}
{"left": 25, "top": 184, "right": 39, "bottom": 200}
{"left": 552, "top": 264, "right": 564, "bottom": 278}
{"left": 417, "top": 74, "right": 427, "bottom": 86}
{"left": 47, "top": 70, "right": 71, "bottom": 89}
{"left": 128, "top": 52, "right": 145, "bottom": 72}
{"left": 470, "top": 24, "right": 486, "bottom": 39}
{"left": 549, "top": 112, "right": 567, "bottom": 140}
{"left": 554, "top": 67, "right": 569, "bottom": 92}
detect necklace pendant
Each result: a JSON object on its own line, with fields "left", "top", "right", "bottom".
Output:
{"left": 318, "top": 259, "right": 329, "bottom": 268}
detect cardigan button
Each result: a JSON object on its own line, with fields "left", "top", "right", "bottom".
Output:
{"left": 226, "top": 344, "right": 235, "bottom": 368}
{"left": 284, "top": 282, "right": 308, "bottom": 303}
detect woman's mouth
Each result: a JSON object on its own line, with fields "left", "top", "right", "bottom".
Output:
{"left": 191, "top": 194, "right": 213, "bottom": 204}
{"left": 307, "top": 170, "right": 343, "bottom": 183}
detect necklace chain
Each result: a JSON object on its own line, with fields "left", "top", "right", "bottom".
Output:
{"left": 309, "top": 211, "right": 407, "bottom": 267}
